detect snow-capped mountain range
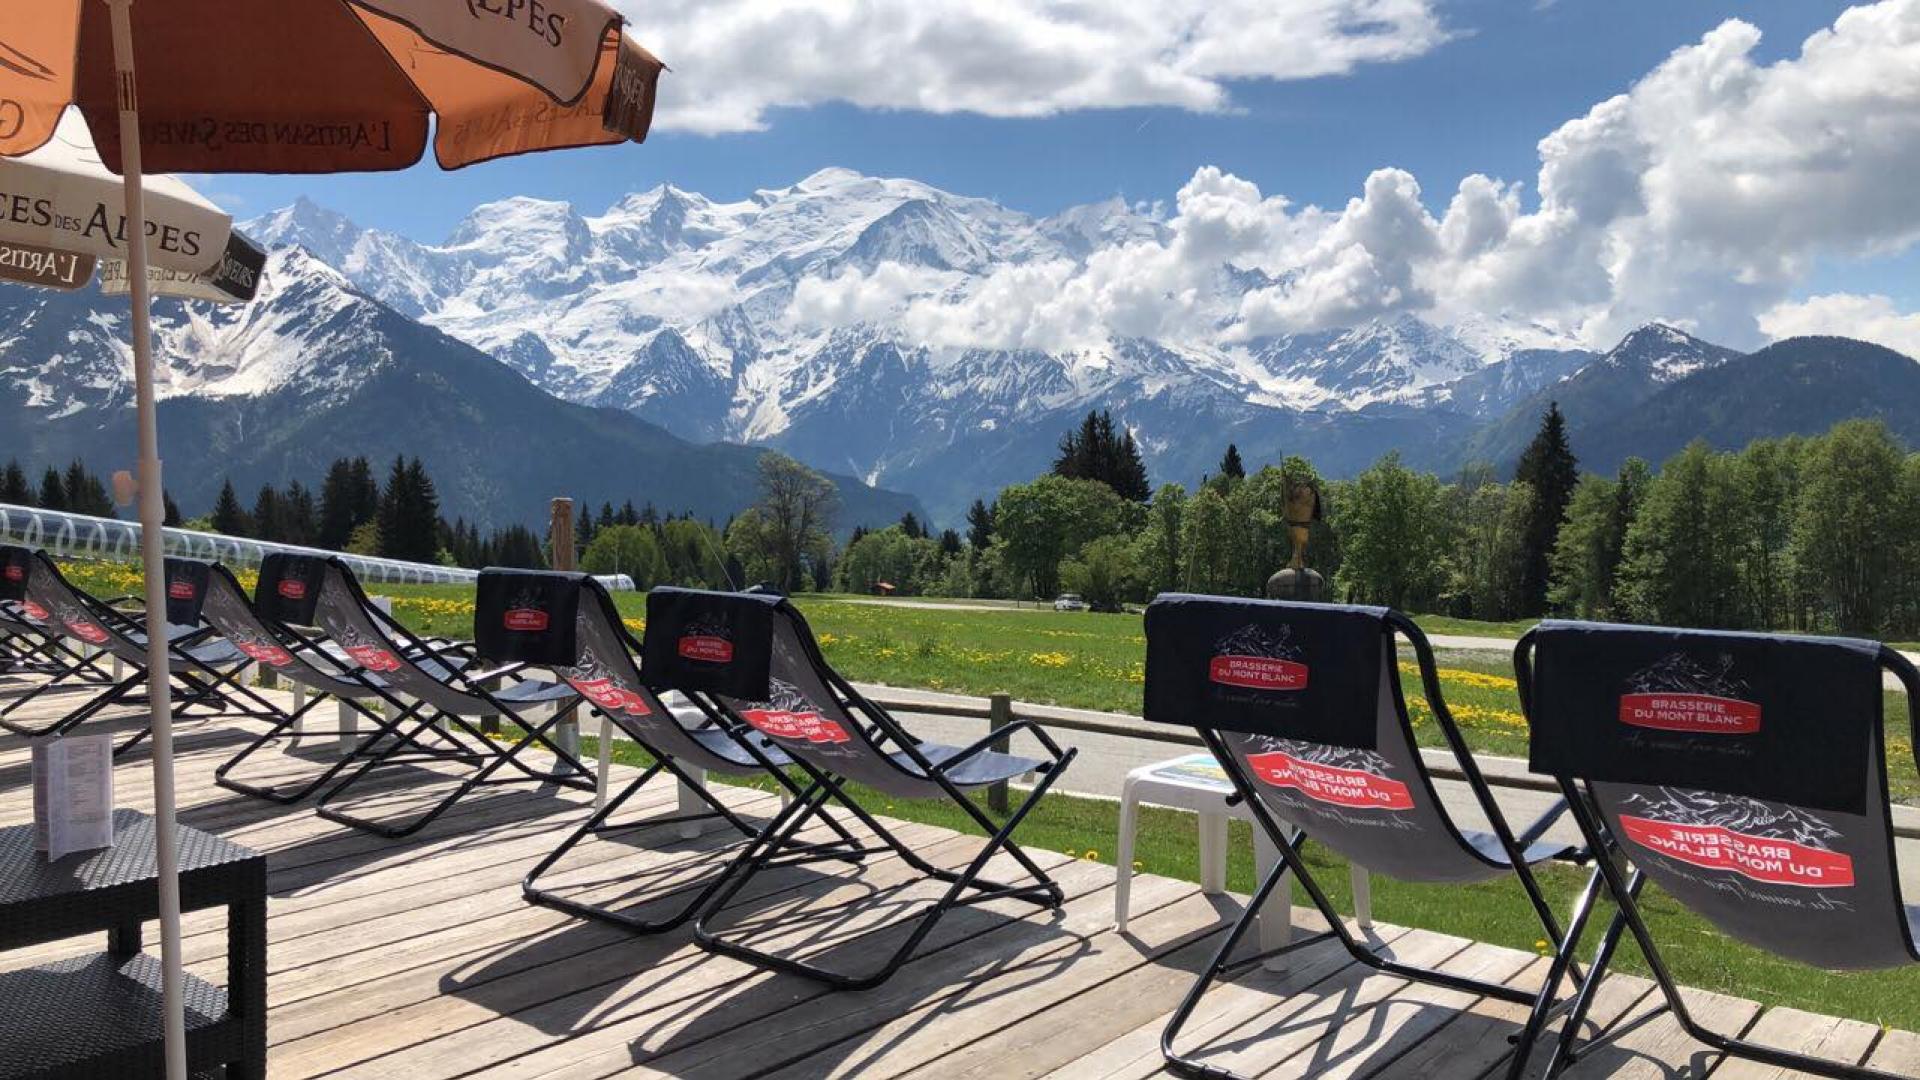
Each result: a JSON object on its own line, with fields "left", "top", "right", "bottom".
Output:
{"left": 5, "top": 167, "right": 1914, "bottom": 524}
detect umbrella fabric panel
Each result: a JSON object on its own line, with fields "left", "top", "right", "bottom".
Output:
{"left": 0, "top": 6, "right": 75, "bottom": 158}
{"left": 0, "top": 112, "right": 229, "bottom": 272}
{"left": 2, "top": 0, "right": 662, "bottom": 173}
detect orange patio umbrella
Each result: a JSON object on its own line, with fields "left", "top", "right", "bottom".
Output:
{"left": 1, "top": 4, "right": 663, "bottom": 1076}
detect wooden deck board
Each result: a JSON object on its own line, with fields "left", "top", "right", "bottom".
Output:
{"left": 0, "top": 680, "right": 1913, "bottom": 1079}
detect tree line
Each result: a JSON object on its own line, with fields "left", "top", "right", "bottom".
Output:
{"left": 2, "top": 458, "right": 182, "bottom": 523}
{"left": 835, "top": 406, "right": 1920, "bottom": 639}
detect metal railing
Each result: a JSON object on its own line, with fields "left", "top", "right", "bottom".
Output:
{"left": 0, "top": 503, "right": 635, "bottom": 589}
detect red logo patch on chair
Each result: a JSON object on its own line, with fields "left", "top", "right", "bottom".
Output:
{"left": 1209, "top": 655, "right": 1309, "bottom": 691}
{"left": 277, "top": 579, "right": 308, "bottom": 600}
{"left": 21, "top": 600, "right": 49, "bottom": 620}
{"left": 743, "top": 709, "right": 849, "bottom": 744}
{"left": 566, "top": 676, "right": 653, "bottom": 716}
{"left": 343, "top": 643, "right": 403, "bottom": 673}
{"left": 3, "top": 565, "right": 22, "bottom": 582}
{"left": 64, "top": 618, "right": 109, "bottom": 645}
{"left": 167, "top": 580, "right": 197, "bottom": 601}
{"left": 678, "top": 634, "right": 734, "bottom": 663}
{"left": 235, "top": 640, "right": 293, "bottom": 668}
{"left": 1618, "top": 815, "right": 1853, "bottom": 888}
{"left": 1619, "top": 693, "right": 1761, "bottom": 735}
{"left": 503, "top": 608, "right": 549, "bottom": 632}
{"left": 1245, "top": 750, "right": 1414, "bottom": 811}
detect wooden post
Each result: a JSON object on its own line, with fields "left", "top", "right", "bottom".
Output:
{"left": 549, "top": 497, "right": 576, "bottom": 572}
{"left": 988, "top": 692, "right": 1012, "bottom": 814}
{"left": 547, "top": 497, "right": 578, "bottom": 753}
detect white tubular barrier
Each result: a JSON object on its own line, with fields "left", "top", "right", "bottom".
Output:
{"left": 0, "top": 503, "right": 636, "bottom": 590}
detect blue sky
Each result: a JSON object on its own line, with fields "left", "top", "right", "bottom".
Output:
{"left": 214, "top": 2, "right": 1849, "bottom": 237}
{"left": 204, "top": 0, "right": 1920, "bottom": 347}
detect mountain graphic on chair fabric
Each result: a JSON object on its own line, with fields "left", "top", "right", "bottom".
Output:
{"left": 1617, "top": 787, "right": 1843, "bottom": 851}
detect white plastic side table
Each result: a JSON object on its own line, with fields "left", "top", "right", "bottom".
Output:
{"left": 1114, "top": 752, "right": 1371, "bottom": 968}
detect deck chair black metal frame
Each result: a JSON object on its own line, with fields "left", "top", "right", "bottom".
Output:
{"left": 0, "top": 551, "right": 296, "bottom": 757}
{"left": 642, "top": 586, "right": 1077, "bottom": 990}
{"left": 0, "top": 546, "right": 118, "bottom": 688}
{"left": 185, "top": 557, "right": 466, "bottom": 805}
{"left": 306, "top": 557, "right": 597, "bottom": 838}
{"left": 1141, "top": 594, "right": 1596, "bottom": 1080}
{"left": 486, "top": 570, "right": 865, "bottom": 933}
{"left": 1517, "top": 620, "right": 1920, "bottom": 1080}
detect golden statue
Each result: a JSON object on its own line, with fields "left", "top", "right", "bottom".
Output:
{"left": 1284, "top": 476, "right": 1321, "bottom": 571}
{"left": 1267, "top": 474, "right": 1327, "bottom": 600}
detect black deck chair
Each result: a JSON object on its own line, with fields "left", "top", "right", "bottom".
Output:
{"left": 0, "top": 551, "right": 294, "bottom": 756}
{"left": 1517, "top": 620, "right": 1920, "bottom": 1079}
{"left": 307, "top": 557, "right": 597, "bottom": 838}
{"left": 1142, "top": 594, "right": 1595, "bottom": 1080}
{"left": 0, "top": 544, "right": 117, "bottom": 686}
{"left": 640, "top": 586, "right": 1078, "bottom": 990}
{"left": 188, "top": 556, "right": 465, "bottom": 805}
{"left": 484, "top": 570, "right": 866, "bottom": 932}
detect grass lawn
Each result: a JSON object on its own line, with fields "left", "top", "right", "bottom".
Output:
{"left": 572, "top": 730, "right": 1920, "bottom": 1032}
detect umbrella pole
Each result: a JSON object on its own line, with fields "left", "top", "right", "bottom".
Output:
{"left": 104, "top": 3, "right": 188, "bottom": 1079}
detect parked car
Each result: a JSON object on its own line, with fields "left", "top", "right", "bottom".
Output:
{"left": 1053, "top": 593, "right": 1089, "bottom": 612}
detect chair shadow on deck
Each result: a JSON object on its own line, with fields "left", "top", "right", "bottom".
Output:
{"left": 193, "top": 752, "right": 597, "bottom": 901}
{"left": 432, "top": 819, "right": 1087, "bottom": 1076}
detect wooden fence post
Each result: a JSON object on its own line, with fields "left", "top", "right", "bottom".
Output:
{"left": 546, "top": 496, "right": 577, "bottom": 753}
{"left": 988, "top": 692, "right": 1012, "bottom": 814}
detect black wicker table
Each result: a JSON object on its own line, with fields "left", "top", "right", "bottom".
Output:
{"left": 0, "top": 808, "right": 266, "bottom": 1079}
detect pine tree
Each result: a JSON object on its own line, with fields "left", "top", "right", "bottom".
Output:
{"left": 347, "top": 457, "right": 379, "bottom": 528}
{"left": 251, "top": 484, "right": 283, "bottom": 542}
{"left": 282, "top": 481, "right": 318, "bottom": 545}
{"left": 1219, "top": 444, "right": 1246, "bottom": 481}
{"left": 1513, "top": 402, "right": 1579, "bottom": 615}
{"left": 376, "top": 457, "right": 418, "bottom": 561}
{"left": 0, "top": 460, "right": 31, "bottom": 506}
{"left": 575, "top": 503, "right": 595, "bottom": 553}
{"left": 161, "top": 490, "right": 182, "bottom": 527}
{"left": 1052, "top": 409, "right": 1151, "bottom": 501}
{"left": 617, "top": 500, "right": 637, "bottom": 527}
{"left": 317, "top": 459, "right": 359, "bottom": 548}
{"left": 598, "top": 502, "right": 615, "bottom": 530}
{"left": 1113, "top": 430, "right": 1151, "bottom": 502}
{"left": 63, "top": 461, "right": 113, "bottom": 516}
{"left": 376, "top": 457, "right": 442, "bottom": 563}
{"left": 38, "top": 467, "right": 65, "bottom": 511}
{"left": 210, "top": 479, "right": 251, "bottom": 537}
{"left": 899, "top": 511, "right": 924, "bottom": 539}
{"left": 938, "top": 528, "right": 963, "bottom": 557}
{"left": 965, "top": 499, "right": 994, "bottom": 550}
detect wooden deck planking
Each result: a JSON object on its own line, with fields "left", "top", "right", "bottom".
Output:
{"left": 0, "top": 678, "right": 1914, "bottom": 1079}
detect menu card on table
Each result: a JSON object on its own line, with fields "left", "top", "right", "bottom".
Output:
{"left": 32, "top": 733, "right": 115, "bottom": 859}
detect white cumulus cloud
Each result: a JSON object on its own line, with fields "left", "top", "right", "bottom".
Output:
{"left": 778, "top": 2, "right": 1920, "bottom": 353}
{"left": 1759, "top": 293, "right": 1920, "bottom": 358}
{"left": 617, "top": 0, "right": 1450, "bottom": 134}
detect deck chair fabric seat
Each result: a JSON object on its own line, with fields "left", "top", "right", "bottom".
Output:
{"left": 301, "top": 557, "right": 597, "bottom": 838}
{"left": 0, "top": 545, "right": 119, "bottom": 692}
{"left": 1518, "top": 620, "right": 1920, "bottom": 1079}
{"left": 643, "top": 585, "right": 1077, "bottom": 990}
{"left": 1143, "top": 593, "right": 1594, "bottom": 1080}
{"left": 495, "top": 569, "right": 865, "bottom": 934}
{"left": 4, "top": 551, "right": 299, "bottom": 756}
{"left": 185, "top": 558, "right": 457, "bottom": 805}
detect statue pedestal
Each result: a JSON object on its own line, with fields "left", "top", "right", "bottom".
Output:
{"left": 1265, "top": 567, "right": 1329, "bottom": 603}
